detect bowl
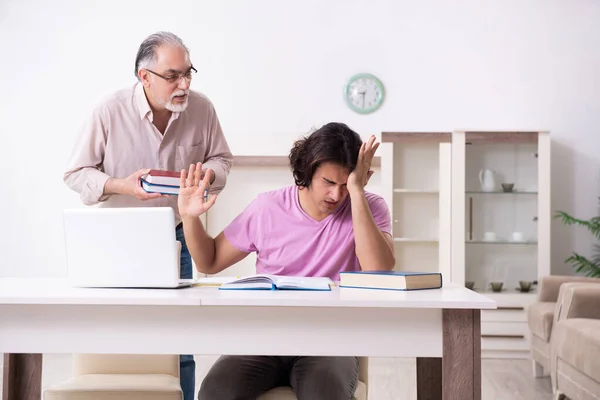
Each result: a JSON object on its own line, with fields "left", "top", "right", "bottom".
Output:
{"left": 518, "top": 281, "right": 532, "bottom": 292}
{"left": 490, "top": 282, "right": 504, "bottom": 292}
{"left": 501, "top": 183, "right": 514, "bottom": 192}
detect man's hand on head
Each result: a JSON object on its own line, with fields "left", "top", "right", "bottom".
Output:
{"left": 347, "top": 135, "right": 379, "bottom": 196}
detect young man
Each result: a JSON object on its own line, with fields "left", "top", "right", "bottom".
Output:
{"left": 63, "top": 31, "right": 233, "bottom": 400}
{"left": 179, "top": 122, "right": 394, "bottom": 400}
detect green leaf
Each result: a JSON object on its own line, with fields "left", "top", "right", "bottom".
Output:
{"left": 564, "top": 252, "right": 600, "bottom": 278}
{"left": 555, "top": 210, "right": 600, "bottom": 239}
{"left": 555, "top": 204, "right": 600, "bottom": 277}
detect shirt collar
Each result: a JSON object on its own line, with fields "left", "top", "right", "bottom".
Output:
{"left": 134, "top": 82, "right": 182, "bottom": 124}
{"left": 135, "top": 82, "right": 152, "bottom": 120}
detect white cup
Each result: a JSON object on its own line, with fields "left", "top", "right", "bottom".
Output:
{"left": 511, "top": 232, "right": 524, "bottom": 242}
{"left": 483, "top": 232, "right": 496, "bottom": 241}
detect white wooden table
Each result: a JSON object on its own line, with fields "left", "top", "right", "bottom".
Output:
{"left": 0, "top": 278, "right": 496, "bottom": 400}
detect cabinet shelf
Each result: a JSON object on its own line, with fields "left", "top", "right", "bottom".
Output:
{"left": 394, "top": 189, "right": 439, "bottom": 194}
{"left": 472, "top": 289, "right": 537, "bottom": 296}
{"left": 393, "top": 238, "right": 438, "bottom": 243}
{"left": 465, "top": 190, "right": 537, "bottom": 195}
{"left": 466, "top": 240, "right": 537, "bottom": 245}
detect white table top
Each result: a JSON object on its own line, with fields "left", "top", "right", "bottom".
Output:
{"left": 0, "top": 278, "right": 496, "bottom": 309}
{"left": 0, "top": 278, "right": 203, "bottom": 306}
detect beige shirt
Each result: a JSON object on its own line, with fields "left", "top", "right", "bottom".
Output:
{"left": 64, "top": 83, "right": 233, "bottom": 224}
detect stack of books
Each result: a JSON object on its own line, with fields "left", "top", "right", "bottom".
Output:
{"left": 141, "top": 170, "right": 180, "bottom": 195}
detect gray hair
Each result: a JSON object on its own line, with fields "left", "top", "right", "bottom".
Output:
{"left": 134, "top": 31, "right": 189, "bottom": 79}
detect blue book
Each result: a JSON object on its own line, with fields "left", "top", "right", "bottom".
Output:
{"left": 339, "top": 271, "right": 442, "bottom": 291}
{"left": 140, "top": 178, "right": 209, "bottom": 198}
{"left": 140, "top": 178, "right": 179, "bottom": 195}
{"left": 218, "top": 274, "right": 332, "bottom": 291}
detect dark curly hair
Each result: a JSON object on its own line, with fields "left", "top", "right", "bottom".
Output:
{"left": 289, "top": 122, "right": 363, "bottom": 188}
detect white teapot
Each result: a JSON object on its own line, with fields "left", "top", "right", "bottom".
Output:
{"left": 478, "top": 169, "right": 496, "bottom": 192}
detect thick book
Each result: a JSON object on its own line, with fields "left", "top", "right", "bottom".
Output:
{"left": 218, "top": 274, "right": 333, "bottom": 291}
{"left": 143, "top": 169, "right": 181, "bottom": 187}
{"left": 339, "top": 271, "right": 443, "bottom": 291}
{"left": 140, "top": 178, "right": 179, "bottom": 195}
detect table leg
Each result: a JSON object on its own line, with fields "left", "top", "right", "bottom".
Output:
{"left": 442, "top": 309, "right": 481, "bottom": 400}
{"left": 416, "top": 357, "right": 442, "bottom": 400}
{"left": 2, "top": 353, "right": 42, "bottom": 400}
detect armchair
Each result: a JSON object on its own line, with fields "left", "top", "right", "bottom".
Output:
{"left": 526, "top": 275, "right": 599, "bottom": 377}
{"left": 551, "top": 283, "right": 600, "bottom": 400}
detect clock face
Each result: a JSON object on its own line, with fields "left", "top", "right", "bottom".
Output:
{"left": 344, "top": 73, "right": 385, "bottom": 114}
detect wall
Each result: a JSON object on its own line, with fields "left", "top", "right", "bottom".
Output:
{"left": 1, "top": 0, "right": 599, "bottom": 278}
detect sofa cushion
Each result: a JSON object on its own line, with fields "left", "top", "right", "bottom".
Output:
{"left": 527, "top": 301, "right": 555, "bottom": 341}
{"left": 43, "top": 374, "right": 181, "bottom": 400}
{"left": 554, "top": 319, "right": 600, "bottom": 381}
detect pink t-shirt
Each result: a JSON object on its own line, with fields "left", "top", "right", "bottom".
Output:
{"left": 223, "top": 185, "right": 392, "bottom": 281}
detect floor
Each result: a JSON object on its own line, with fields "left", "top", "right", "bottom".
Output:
{"left": 1, "top": 354, "right": 553, "bottom": 399}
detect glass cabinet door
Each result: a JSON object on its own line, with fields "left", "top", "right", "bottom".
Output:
{"left": 452, "top": 131, "right": 550, "bottom": 294}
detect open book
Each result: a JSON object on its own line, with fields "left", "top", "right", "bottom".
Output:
{"left": 218, "top": 274, "right": 333, "bottom": 291}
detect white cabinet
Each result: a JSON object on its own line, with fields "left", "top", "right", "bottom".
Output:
{"left": 381, "top": 130, "right": 551, "bottom": 358}
{"left": 380, "top": 132, "right": 453, "bottom": 284}
{"left": 479, "top": 292, "right": 537, "bottom": 358}
{"left": 451, "top": 131, "right": 551, "bottom": 289}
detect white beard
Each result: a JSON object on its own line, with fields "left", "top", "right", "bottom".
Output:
{"left": 165, "top": 90, "right": 189, "bottom": 112}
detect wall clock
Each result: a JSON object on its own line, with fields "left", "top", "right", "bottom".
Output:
{"left": 344, "top": 73, "right": 385, "bottom": 114}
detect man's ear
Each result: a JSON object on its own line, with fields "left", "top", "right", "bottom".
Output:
{"left": 138, "top": 69, "right": 151, "bottom": 87}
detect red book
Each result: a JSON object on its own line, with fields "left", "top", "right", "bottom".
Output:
{"left": 143, "top": 169, "right": 180, "bottom": 187}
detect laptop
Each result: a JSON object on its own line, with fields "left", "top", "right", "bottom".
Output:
{"left": 63, "top": 207, "right": 194, "bottom": 288}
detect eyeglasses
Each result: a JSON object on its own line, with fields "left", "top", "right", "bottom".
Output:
{"left": 145, "top": 65, "right": 197, "bottom": 84}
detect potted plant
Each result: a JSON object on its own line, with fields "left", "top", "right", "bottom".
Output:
{"left": 555, "top": 201, "right": 600, "bottom": 277}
